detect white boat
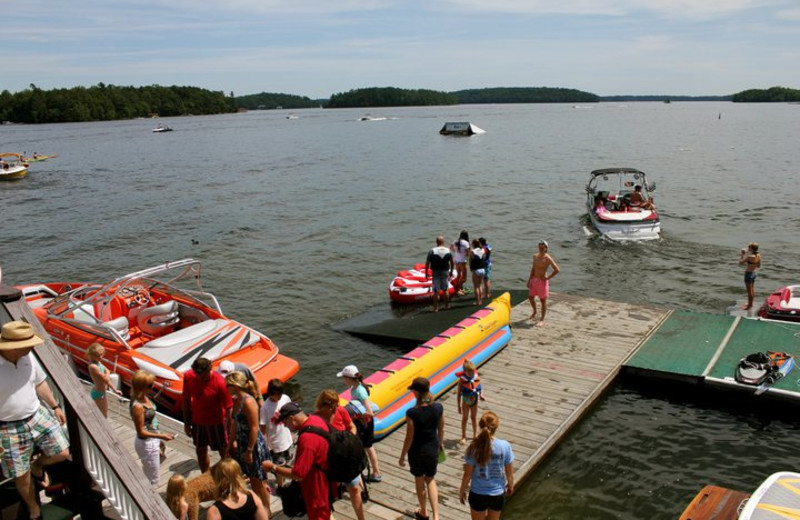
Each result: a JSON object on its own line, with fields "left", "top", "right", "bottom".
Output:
{"left": 152, "top": 124, "right": 173, "bottom": 133}
{"left": 439, "top": 122, "right": 486, "bottom": 136}
{"left": 0, "top": 153, "right": 29, "bottom": 181}
{"left": 585, "top": 167, "right": 661, "bottom": 241}
{"left": 680, "top": 471, "right": 800, "bottom": 519}
{"left": 739, "top": 471, "right": 800, "bottom": 519}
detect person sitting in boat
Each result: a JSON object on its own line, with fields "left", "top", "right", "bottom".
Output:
{"left": 626, "top": 185, "right": 655, "bottom": 210}
{"left": 594, "top": 195, "right": 609, "bottom": 214}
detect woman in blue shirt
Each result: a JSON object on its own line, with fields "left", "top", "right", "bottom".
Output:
{"left": 459, "top": 411, "right": 515, "bottom": 519}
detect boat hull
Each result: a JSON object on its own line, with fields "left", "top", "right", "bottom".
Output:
{"left": 587, "top": 206, "right": 661, "bottom": 241}
{"left": 0, "top": 165, "right": 29, "bottom": 181}
{"left": 758, "top": 285, "right": 800, "bottom": 322}
{"left": 342, "top": 293, "right": 512, "bottom": 439}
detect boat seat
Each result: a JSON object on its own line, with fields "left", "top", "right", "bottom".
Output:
{"left": 137, "top": 300, "right": 179, "bottom": 336}
{"left": 103, "top": 316, "right": 130, "bottom": 341}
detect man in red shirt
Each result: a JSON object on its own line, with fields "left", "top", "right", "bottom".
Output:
{"left": 263, "top": 402, "right": 331, "bottom": 520}
{"left": 182, "top": 357, "right": 232, "bottom": 472}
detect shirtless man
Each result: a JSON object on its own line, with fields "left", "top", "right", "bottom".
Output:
{"left": 527, "top": 240, "right": 560, "bottom": 326}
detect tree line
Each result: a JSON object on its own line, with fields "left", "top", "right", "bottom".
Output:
{"left": 731, "top": 86, "right": 800, "bottom": 102}
{"left": 327, "top": 87, "right": 458, "bottom": 108}
{"left": 452, "top": 87, "right": 598, "bottom": 104}
{"left": 235, "top": 92, "right": 319, "bottom": 110}
{"left": 0, "top": 84, "right": 235, "bottom": 124}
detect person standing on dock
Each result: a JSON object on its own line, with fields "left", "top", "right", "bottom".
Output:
{"left": 399, "top": 377, "right": 445, "bottom": 520}
{"left": 0, "top": 321, "right": 71, "bottom": 520}
{"left": 739, "top": 242, "right": 762, "bottom": 311}
{"left": 470, "top": 239, "right": 488, "bottom": 306}
{"left": 426, "top": 235, "right": 454, "bottom": 312}
{"left": 259, "top": 379, "right": 293, "bottom": 487}
{"left": 183, "top": 357, "right": 232, "bottom": 473}
{"left": 458, "top": 411, "right": 515, "bottom": 520}
{"left": 87, "top": 343, "right": 121, "bottom": 418}
{"left": 338, "top": 364, "right": 382, "bottom": 483}
{"left": 451, "top": 231, "right": 471, "bottom": 295}
{"left": 479, "top": 237, "right": 493, "bottom": 299}
{"left": 527, "top": 240, "right": 560, "bottom": 327}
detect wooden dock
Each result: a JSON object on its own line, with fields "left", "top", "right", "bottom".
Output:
{"left": 102, "top": 293, "right": 669, "bottom": 520}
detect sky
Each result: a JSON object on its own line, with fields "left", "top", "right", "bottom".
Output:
{"left": 4, "top": 0, "right": 799, "bottom": 99}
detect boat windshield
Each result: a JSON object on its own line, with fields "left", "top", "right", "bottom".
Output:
{"left": 588, "top": 170, "right": 650, "bottom": 198}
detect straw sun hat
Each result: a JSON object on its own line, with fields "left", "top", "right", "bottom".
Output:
{"left": 0, "top": 321, "right": 44, "bottom": 350}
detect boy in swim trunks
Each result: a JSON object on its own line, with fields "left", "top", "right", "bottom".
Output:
{"left": 527, "top": 240, "right": 560, "bottom": 327}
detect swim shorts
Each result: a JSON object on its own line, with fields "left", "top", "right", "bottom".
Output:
{"left": 744, "top": 271, "right": 757, "bottom": 284}
{"left": 528, "top": 278, "right": 549, "bottom": 299}
{"left": 431, "top": 272, "right": 449, "bottom": 293}
{"left": 0, "top": 405, "right": 70, "bottom": 478}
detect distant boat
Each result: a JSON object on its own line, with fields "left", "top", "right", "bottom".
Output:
{"left": 285, "top": 114, "right": 299, "bottom": 120}
{"left": 22, "top": 153, "right": 58, "bottom": 163}
{"left": 439, "top": 122, "right": 486, "bottom": 136}
{"left": 0, "top": 152, "right": 29, "bottom": 181}
{"left": 152, "top": 124, "right": 173, "bottom": 133}
{"left": 359, "top": 114, "right": 387, "bottom": 121}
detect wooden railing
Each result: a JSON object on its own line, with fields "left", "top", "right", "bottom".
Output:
{"left": 0, "top": 285, "right": 174, "bottom": 520}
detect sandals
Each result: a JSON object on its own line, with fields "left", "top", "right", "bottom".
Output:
{"left": 414, "top": 510, "right": 430, "bottom": 520}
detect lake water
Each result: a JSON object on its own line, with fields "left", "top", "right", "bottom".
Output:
{"left": 2, "top": 103, "right": 799, "bottom": 518}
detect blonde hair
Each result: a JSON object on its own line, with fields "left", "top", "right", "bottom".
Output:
{"left": 466, "top": 411, "right": 499, "bottom": 466}
{"left": 225, "top": 371, "right": 258, "bottom": 400}
{"left": 87, "top": 343, "right": 105, "bottom": 360}
{"left": 462, "top": 359, "right": 476, "bottom": 372}
{"left": 165, "top": 474, "right": 186, "bottom": 518}
{"left": 131, "top": 370, "right": 156, "bottom": 401}
{"left": 212, "top": 458, "right": 247, "bottom": 499}
{"left": 315, "top": 389, "right": 340, "bottom": 417}
{"left": 749, "top": 242, "right": 759, "bottom": 253}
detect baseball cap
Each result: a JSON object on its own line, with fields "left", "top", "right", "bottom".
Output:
{"left": 407, "top": 377, "right": 430, "bottom": 393}
{"left": 275, "top": 402, "right": 302, "bottom": 423}
{"left": 218, "top": 360, "right": 235, "bottom": 375}
{"left": 337, "top": 365, "right": 359, "bottom": 378}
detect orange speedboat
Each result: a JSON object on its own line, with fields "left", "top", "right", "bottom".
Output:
{"left": 18, "top": 259, "right": 299, "bottom": 414}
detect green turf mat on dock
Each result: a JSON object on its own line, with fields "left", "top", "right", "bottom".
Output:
{"left": 707, "top": 319, "right": 800, "bottom": 391}
{"left": 336, "top": 289, "right": 528, "bottom": 345}
{"left": 626, "top": 310, "right": 736, "bottom": 377}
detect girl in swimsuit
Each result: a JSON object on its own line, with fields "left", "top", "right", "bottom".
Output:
{"left": 451, "top": 230, "right": 470, "bottom": 295}
{"left": 87, "top": 343, "right": 120, "bottom": 417}
{"left": 456, "top": 359, "right": 484, "bottom": 445}
{"left": 739, "top": 242, "right": 762, "bottom": 310}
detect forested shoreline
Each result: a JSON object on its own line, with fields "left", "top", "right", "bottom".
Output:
{"left": 1, "top": 84, "right": 796, "bottom": 124}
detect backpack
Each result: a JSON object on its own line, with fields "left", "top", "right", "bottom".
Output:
{"left": 735, "top": 351, "right": 792, "bottom": 386}
{"left": 300, "top": 425, "right": 367, "bottom": 484}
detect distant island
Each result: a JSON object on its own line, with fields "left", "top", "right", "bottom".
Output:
{"left": 1, "top": 83, "right": 797, "bottom": 124}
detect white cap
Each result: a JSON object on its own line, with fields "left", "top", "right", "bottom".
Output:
{"left": 538, "top": 240, "right": 549, "bottom": 248}
{"left": 337, "top": 365, "right": 359, "bottom": 378}
{"left": 218, "top": 360, "right": 235, "bottom": 375}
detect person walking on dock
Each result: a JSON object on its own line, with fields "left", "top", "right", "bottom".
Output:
{"left": 0, "top": 321, "right": 70, "bottom": 520}
{"left": 399, "top": 377, "right": 445, "bottom": 520}
{"left": 458, "top": 411, "right": 515, "bottom": 520}
{"left": 259, "top": 379, "right": 293, "bottom": 487}
{"left": 739, "top": 242, "right": 762, "bottom": 311}
{"left": 130, "top": 370, "right": 175, "bottom": 486}
{"left": 262, "top": 402, "right": 332, "bottom": 520}
{"left": 183, "top": 357, "right": 232, "bottom": 473}
{"left": 338, "top": 364, "right": 382, "bottom": 483}
{"left": 527, "top": 240, "right": 560, "bottom": 327}
{"left": 224, "top": 371, "right": 271, "bottom": 517}
{"left": 426, "top": 235, "right": 455, "bottom": 312}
